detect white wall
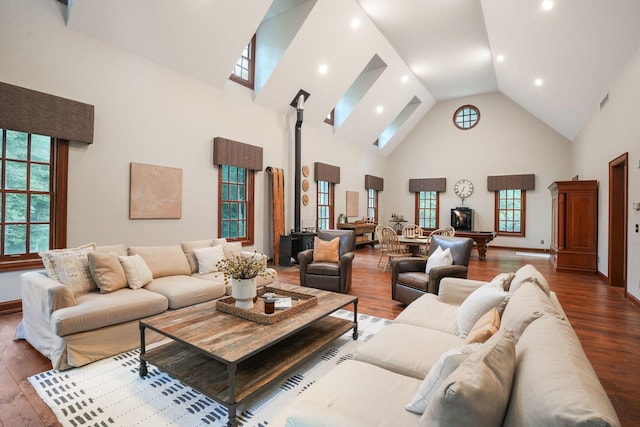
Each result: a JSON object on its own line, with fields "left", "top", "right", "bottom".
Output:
{"left": 572, "top": 46, "right": 640, "bottom": 301}
{"left": 386, "top": 92, "right": 572, "bottom": 249}
{"left": 0, "top": 0, "right": 386, "bottom": 301}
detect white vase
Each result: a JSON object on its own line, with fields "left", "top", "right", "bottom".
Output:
{"left": 231, "top": 278, "right": 257, "bottom": 309}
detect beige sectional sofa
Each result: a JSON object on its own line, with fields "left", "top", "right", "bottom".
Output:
{"left": 15, "top": 239, "right": 276, "bottom": 371}
{"left": 271, "top": 265, "right": 620, "bottom": 427}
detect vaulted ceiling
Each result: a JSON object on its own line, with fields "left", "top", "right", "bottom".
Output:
{"left": 62, "top": 0, "right": 640, "bottom": 155}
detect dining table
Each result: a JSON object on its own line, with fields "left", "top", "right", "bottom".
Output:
{"left": 397, "top": 235, "right": 430, "bottom": 257}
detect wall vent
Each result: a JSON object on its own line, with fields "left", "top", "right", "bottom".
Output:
{"left": 600, "top": 93, "right": 609, "bottom": 110}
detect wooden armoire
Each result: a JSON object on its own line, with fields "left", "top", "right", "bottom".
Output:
{"left": 548, "top": 180, "right": 598, "bottom": 274}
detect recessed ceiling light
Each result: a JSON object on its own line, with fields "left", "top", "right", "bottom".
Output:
{"left": 496, "top": 54, "right": 505, "bottom": 62}
{"left": 376, "top": 105, "right": 384, "bottom": 114}
{"left": 401, "top": 75, "right": 409, "bottom": 83}
{"left": 542, "top": 1, "right": 553, "bottom": 11}
{"left": 318, "top": 63, "right": 328, "bottom": 75}
{"left": 350, "top": 18, "right": 360, "bottom": 30}
{"left": 534, "top": 78, "right": 544, "bottom": 87}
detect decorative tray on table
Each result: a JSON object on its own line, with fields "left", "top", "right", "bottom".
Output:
{"left": 215, "top": 286, "right": 318, "bottom": 325}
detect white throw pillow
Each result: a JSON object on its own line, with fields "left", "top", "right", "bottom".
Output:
{"left": 223, "top": 242, "right": 242, "bottom": 258}
{"left": 457, "top": 282, "right": 510, "bottom": 338}
{"left": 119, "top": 254, "right": 153, "bottom": 289}
{"left": 406, "top": 344, "right": 479, "bottom": 414}
{"left": 425, "top": 246, "right": 453, "bottom": 274}
{"left": 194, "top": 245, "right": 226, "bottom": 274}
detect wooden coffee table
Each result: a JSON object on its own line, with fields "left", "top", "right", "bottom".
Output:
{"left": 138, "top": 283, "right": 358, "bottom": 427}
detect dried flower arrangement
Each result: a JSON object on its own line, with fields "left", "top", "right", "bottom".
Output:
{"left": 216, "top": 252, "right": 275, "bottom": 284}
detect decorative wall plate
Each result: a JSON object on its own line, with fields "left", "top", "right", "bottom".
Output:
{"left": 302, "top": 194, "right": 309, "bottom": 205}
{"left": 302, "top": 179, "right": 310, "bottom": 191}
{"left": 301, "top": 165, "right": 310, "bottom": 177}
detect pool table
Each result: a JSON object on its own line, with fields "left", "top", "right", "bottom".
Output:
{"left": 453, "top": 230, "right": 497, "bottom": 260}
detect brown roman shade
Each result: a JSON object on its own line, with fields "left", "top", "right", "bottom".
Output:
{"left": 0, "top": 81, "right": 94, "bottom": 144}
{"left": 365, "top": 174, "right": 384, "bottom": 191}
{"left": 213, "top": 137, "right": 263, "bottom": 171}
{"left": 487, "top": 174, "right": 535, "bottom": 191}
{"left": 409, "top": 178, "right": 446, "bottom": 193}
{"left": 314, "top": 162, "right": 340, "bottom": 184}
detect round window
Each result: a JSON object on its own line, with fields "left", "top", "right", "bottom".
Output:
{"left": 453, "top": 105, "right": 480, "bottom": 130}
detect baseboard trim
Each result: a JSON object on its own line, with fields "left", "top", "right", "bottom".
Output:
{"left": 0, "top": 299, "right": 22, "bottom": 315}
{"left": 598, "top": 270, "right": 608, "bottom": 284}
{"left": 491, "top": 246, "right": 550, "bottom": 254}
{"left": 626, "top": 291, "right": 640, "bottom": 308}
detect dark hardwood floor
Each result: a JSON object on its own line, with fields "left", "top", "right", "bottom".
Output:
{"left": 1, "top": 246, "right": 639, "bottom": 426}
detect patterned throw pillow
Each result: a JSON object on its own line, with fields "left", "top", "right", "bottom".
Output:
{"left": 39, "top": 242, "right": 96, "bottom": 281}
{"left": 313, "top": 237, "right": 340, "bottom": 263}
{"left": 46, "top": 246, "right": 97, "bottom": 296}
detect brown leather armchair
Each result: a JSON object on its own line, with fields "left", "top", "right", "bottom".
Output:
{"left": 298, "top": 229, "right": 356, "bottom": 294}
{"left": 391, "top": 235, "right": 474, "bottom": 304}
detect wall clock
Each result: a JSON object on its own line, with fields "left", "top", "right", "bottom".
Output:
{"left": 454, "top": 179, "right": 474, "bottom": 200}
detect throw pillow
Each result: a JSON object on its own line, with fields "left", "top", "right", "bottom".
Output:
{"left": 88, "top": 251, "right": 128, "bottom": 293}
{"left": 421, "top": 329, "right": 516, "bottom": 426}
{"left": 465, "top": 307, "right": 500, "bottom": 344}
{"left": 39, "top": 242, "right": 96, "bottom": 281}
{"left": 501, "top": 281, "right": 563, "bottom": 340}
{"left": 509, "top": 264, "right": 551, "bottom": 296}
{"left": 46, "top": 246, "right": 97, "bottom": 296}
{"left": 313, "top": 237, "right": 340, "bottom": 263}
{"left": 194, "top": 245, "right": 226, "bottom": 274}
{"left": 222, "top": 242, "right": 242, "bottom": 259}
{"left": 406, "top": 344, "right": 478, "bottom": 414}
{"left": 180, "top": 239, "right": 214, "bottom": 273}
{"left": 491, "top": 272, "right": 516, "bottom": 291}
{"left": 119, "top": 254, "right": 153, "bottom": 289}
{"left": 425, "top": 246, "right": 453, "bottom": 274}
{"left": 457, "top": 282, "right": 510, "bottom": 338}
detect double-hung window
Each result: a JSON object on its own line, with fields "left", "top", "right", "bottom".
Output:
{"left": 218, "top": 165, "right": 254, "bottom": 245}
{"left": 367, "top": 188, "right": 378, "bottom": 223}
{"left": 317, "top": 180, "right": 334, "bottom": 230}
{"left": 229, "top": 34, "right": 256, "bottom": 89}
{"left": 416, "top": 190, "right": 438, "bottom": 229}
{"left": 496, "top": 189, "right": 525, "bottom": 236}
{"left": 1, "top": 129, "right": 67, "bottom": 271}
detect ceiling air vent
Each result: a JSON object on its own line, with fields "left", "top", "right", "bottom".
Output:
{"left": 600, "top": 93, "right": 609, "bottom": 111}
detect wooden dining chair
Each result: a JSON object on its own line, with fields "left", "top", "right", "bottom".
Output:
{"left": 381, "top": 226, "right": 411, "bottom": 272}
{"left": 401, "top": 224, "right": 423, "bottom": 238}
{"left": 425, "top": 226, "right": 456, "bottom": 253}
{"left": 375, "top": 224, "right": 388, "bottom": 268}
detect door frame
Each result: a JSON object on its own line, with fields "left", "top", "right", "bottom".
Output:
{"left": 608, "top": 152, "right": 628, "bottom": 293}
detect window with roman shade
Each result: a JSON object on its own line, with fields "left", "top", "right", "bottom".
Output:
{"left": 488, "top": 174, "right": 535, "bottom": 237}
{"left": 213, "top": 137, "right": 263, "bottom": 245}
{"left": 0, "top": 82, "right": 94, "bottom": 271}
{"left": 409, "top": 178, "right": 446, "bottom": 229}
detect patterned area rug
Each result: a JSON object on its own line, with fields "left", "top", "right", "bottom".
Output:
{"left": 29, "top": 310, "right": 391, "bottom": 427}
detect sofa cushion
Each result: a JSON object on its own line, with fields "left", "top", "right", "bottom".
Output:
{"left": 397, "top": 272, "right": 429, "bottom": 292}
{"left": 118, "top": 254, "right": 153, "bottom": 289}
{"left": 95, "top": 244, "right": 127, "bottom": 257}
{"left": 181, "top": 239, "right": 214, "bottom": 273}
{"left": 407, "top": 343, "right": 479, "bottom": 414}
{"left": 354, "top": 323, "right": 464, "bottom": 379}
{"left": 128, "top": 245, "right": 191, "bottom": 278}
{"left": 509, "top": 264, "right": 551, "bottom": 296}
{"left": 465, "top": 307, "right": 500, "bottom": 344}
{"left": 283, "top": 401, "right": 368, "bottom": 427}
{"left": 425, "top": 246, "right": 453, "bottom": 273}
{"left": 144, "top": 275, "right": 226, "bottom": 309}
{"left": 270, "top": 360, "right": 422, "bottom": 427}
{"left": 222, "top": 242, "right": 242, "bottom": 259}
{"left": 503, "top": 315, "right": 620, "bottom": 427}
{"left": 394, "top": 294, "right": 459, "bottom": 335}
{"left": 51, "top": 288, "right": 168, "bottom": 336}
{"left": 193, "top": 245, "right": 226, "bottom": 274}
{"left": 421, "top": 329, "right": 516, "bottom": 427}
{"left": 457, "top": 280, "right": 509, "bottom": 338}
{"left": 46, "top": 246, "right": 98, "bottom": 296}
{"left": 501, "top": 281, "right": 563, "bottom": 340}
{"left": 307, "top": 262, "right": 340, "bottom": 276}
{"left": 88, "top": 251, "right": 127, "bottom": 293}
{"left": 313, "top": 237, "right": 340, "bottom": 263}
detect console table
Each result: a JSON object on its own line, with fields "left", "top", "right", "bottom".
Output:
{"left": 337, "top": 222, "right": 376, "bottom": 247}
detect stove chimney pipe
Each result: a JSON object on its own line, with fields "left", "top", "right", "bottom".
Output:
{"left": 290, "top": 89, "right": 310, "bottom": 233}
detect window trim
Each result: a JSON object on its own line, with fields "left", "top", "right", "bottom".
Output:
{"left": 217, "top": 165, "right": 255, "bottom": 246}
{"left": 229, "top": 34, "right": 256, "bottom": 89}
{"left": 0, "top": 136, "right": 68, "bottom": 272}
{"left": 495, "top": 189, "right": 526, "bottom": 237}
{"left": 324, "top": 109, "right": 335, "bottom": 126}
{"left": 415, "top": 190, "right": 439, "bottom": 229}
{"left": 453, "top": 104, "right": 480, "bottom": 130}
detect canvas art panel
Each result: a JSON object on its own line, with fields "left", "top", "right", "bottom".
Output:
{"left": 129, "top": 162, "right": 182, "bottom": 219}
